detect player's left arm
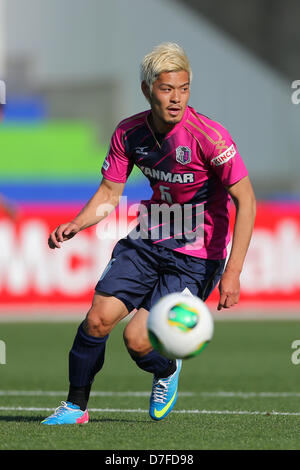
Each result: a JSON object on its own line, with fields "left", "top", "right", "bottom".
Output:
{"left": 217, "top": 175, "right": 256, "bottom": 310}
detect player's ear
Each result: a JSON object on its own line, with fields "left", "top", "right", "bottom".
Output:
{"left": 141, "top": 81, "right": 151, "bottom": 103}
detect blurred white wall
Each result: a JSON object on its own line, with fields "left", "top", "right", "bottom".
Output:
{"left": 4, "top": 0, "right": 300, "bottom": 194}
{"left": 0, "top": 0, "right": 6, "bottom": 76}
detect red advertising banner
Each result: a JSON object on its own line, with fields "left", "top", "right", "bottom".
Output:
{"left": 0, "top": 202, "right": 300, "bottom": 315}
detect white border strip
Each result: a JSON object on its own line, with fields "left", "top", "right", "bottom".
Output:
{"left": 0, "top": 303, "right": 300, "bottom": 322}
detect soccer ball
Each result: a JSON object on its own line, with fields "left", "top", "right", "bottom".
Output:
{"left": 147, "top": 292, "right": 214, "bottom": 359}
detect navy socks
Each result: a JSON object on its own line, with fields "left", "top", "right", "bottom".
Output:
{"left": 68, "top": 322, "right": 108, "bottom": 409}
{"left": 131, "top": 349, "right": 176, "bottom": 378}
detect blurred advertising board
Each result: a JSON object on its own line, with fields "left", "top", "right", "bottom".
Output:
{"left": 0, "top": 202, "right": 300, "bottom": 315}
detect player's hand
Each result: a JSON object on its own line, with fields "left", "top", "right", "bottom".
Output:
{"left": 48, "top": 222, "right": 80, "bottom": 249}
{"left": 217, "top": 270, "right": 240, "bottom": 311}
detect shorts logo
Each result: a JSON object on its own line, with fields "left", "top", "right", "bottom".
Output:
{"left": 211, "top": 144, "right": 236, "bottom": 166}
{"left": 176, "top": 146, "right": 191, "bottom": 165}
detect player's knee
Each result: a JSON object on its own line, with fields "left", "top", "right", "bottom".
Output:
{"left": 123, "top": 324, "right": 151, "bottom": 357}
{"left": 84, "top": 307, "right": 114, "bottom": 337}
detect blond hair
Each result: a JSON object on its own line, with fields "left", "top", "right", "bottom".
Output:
{"left": 140, "top": 42, "right": 192, "bottom": 93}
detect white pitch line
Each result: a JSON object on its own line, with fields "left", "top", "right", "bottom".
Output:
{"left": 1, "top": 390, "right": 300, "bottom": 398}
{"left": 0, "top": 390, "right": 194, "bottom": 397}
{"left": 200, "top": 391, "right": 300, "bottom": 398}
{"left": 0, "top": 406, "right": 300, "bottom": 417}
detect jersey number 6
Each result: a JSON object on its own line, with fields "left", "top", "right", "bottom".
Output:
{"left": 159, "top": 185, "right": 173, "bottom": 204}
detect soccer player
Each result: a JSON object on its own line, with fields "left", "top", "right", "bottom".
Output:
{"left": 41, "top": 43, "right": 256, "bottom": 425}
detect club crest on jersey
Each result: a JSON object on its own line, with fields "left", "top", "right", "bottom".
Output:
{"left": 176, "top": 146, "right": 191, "bottom": 165}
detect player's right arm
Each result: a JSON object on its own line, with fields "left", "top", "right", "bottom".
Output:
{"left": 48, "top": 178, "right": 125, "bottom": 249}
{"left": 49, "top": 120, "right": 133, "bottom": 249}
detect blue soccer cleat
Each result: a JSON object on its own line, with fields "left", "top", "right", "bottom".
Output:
{"left": 41, "top": 401, "right": 89, "bottom": 425}
{"left": 149, "top": 359, "right": 182, "bottom": 421}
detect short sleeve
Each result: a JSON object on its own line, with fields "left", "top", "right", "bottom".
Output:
{"left": 101, "top": 126, "right": 133, "bottom": 183}
{"left": 208, "top": 129, "right": 248, "bottom": 187}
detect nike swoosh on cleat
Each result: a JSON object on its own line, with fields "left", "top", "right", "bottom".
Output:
{"left": 154, "top": 390, "right": 177, "bottom": 419}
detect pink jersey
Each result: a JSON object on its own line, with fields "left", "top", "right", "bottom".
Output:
{"left": 101, "top": 106, "right": 248, "bottom": 259}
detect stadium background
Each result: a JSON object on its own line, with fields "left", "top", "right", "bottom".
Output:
{"left": 0, "top": 0, "right": 300, "bottom": 318}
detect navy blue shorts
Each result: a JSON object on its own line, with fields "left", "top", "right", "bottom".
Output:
{"left": 95, "top": 236, "right": 225, "bottom": 312}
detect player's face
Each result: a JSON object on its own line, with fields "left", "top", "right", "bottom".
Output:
{"left": 142, "top": 70, "right": 190, "bottom": 134}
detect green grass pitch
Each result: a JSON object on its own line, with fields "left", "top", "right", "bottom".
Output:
{"left": 0, "top": 319, "right": 300, "bottom": 450}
